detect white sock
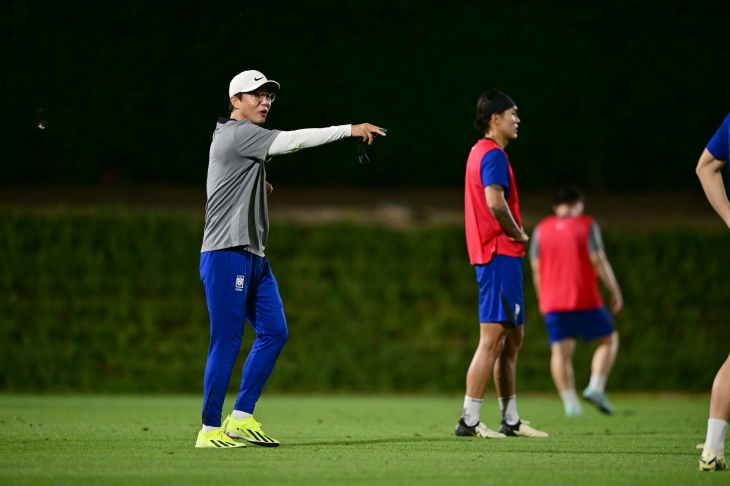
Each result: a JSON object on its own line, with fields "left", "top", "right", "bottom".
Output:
{"left": 201, "top": 425, "right": 218, "bottom": 432}
{"left": 232, "top": 410, "right": 253, "bottom": 420}
{"left": 499, "top": 395, "right": 520, "bottom": 425}
{"left": 461, "top": 396, "right": 483, "bottom": 426}
{"left": 588, "top": 375, "right": 608, "bottom": 394}
{"left": 560, "top": 389, "right": 582, "bottom": 411}
{"left": 704, "top": 418, "right": 728, "bottom": 454}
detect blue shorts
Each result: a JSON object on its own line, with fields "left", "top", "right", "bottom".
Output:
{"left": 475, "top": 255, "right": 524, "bottom": 327}
{"left": 544, "top": 307, "right": 614, "bottom": 344}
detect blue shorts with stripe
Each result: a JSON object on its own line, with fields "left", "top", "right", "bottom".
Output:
{"left": 543, "top": 307, "right": 614, "bottom": 344}
{"left": 475, "top": 255, "right": 525, "bottom": 327}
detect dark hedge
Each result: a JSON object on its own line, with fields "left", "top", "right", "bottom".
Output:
{"left": 1, "top": 210, "right": 729, "bottom": 393}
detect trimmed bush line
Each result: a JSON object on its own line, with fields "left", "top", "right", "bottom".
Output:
{"left": 1, "top": 210, "right": 728, "bottom": 392}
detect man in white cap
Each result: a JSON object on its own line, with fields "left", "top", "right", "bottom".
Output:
{"left": 195, "top": 70, "right": 385, "bottom": 449}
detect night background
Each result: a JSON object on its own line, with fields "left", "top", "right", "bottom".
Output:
{"left": 4, "top": 0, "right": 730, "bottom": 189}
{"left": 2, "top": 0, "right": 730, "bottom": 483}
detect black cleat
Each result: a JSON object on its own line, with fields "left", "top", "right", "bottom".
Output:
{"left": 499, "top": 420, "right": 549, "bottom": 437}
{"left": 454, "top": 418, "right": 506, "bottom": 438}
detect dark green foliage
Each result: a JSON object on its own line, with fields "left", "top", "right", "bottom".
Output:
{"left": 1, "top": 210, "right": 729, "bottom": 392}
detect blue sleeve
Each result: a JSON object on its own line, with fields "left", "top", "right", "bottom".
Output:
{"left": 480, "top": 149, "right": 510, "bottom": 190}
{"left": 707, "top": 113, "right": 730, "bottom": 161}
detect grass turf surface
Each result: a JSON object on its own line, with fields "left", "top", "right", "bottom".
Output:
{"left": 0, "top": 394, "right": 724, "bottom": 485}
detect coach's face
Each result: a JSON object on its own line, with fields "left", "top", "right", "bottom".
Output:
{"left": 495, "top": 107, "right": 520, "bottom": 140}
{"left": 230, "top": 85, "right": 275, "bottom": 125}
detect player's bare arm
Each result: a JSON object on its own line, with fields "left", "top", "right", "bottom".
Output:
{"left": 696, "top": 148, "right": 730, "bottom": 228}
{"left": 530, "top": 257, "right": 540, "bottom": 299}
{"left": 590, "top": 250, "right": 623, "bottom": 314}
{"left": 485, "top": 184, "right": 528, "bottom": 243}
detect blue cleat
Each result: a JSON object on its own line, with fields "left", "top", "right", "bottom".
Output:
{"left": 565, "top": 405, "right": 583, "bottom": 417}
{"left": 582, "top": 387, "right": 615, "bottom": 415}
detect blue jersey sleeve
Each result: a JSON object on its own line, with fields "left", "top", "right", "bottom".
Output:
{"left": 480, "top": 149, "right": 510, "bottom": 190}
{"left": 707, "top": 113, "right": 730, "bottom": 161}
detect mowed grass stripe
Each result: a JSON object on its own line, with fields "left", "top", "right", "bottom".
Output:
{"left": 0, "top": 395, "right": 721, "bottom": 485}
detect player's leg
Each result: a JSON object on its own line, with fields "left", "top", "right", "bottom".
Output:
{"left": 223, "top": 256, "right": 288, "bottom": 447}
{"left": 589, "top": 331, "right": 619, "bottom": 389}
{"left": 462, "top": 323, "right": 509, "bottom": 424}
{"left": 493, "top": 327, "right": 546, "bottom": 437}
{"left": 466, "top": 323, "right": 510, "bottom": 398}
{"left": 550, "top": 339, "right": 577, "bottom": 392}
{"left": 494, "top": 324, "right": 522, "bottom": 421}
{"left": 456, "top": 257, "right": 515, "bottom": 438}
{"left": 196, "top": 249, "right": 249, "bottom": 449}
{"left": 700, "top": 354, "right": 730, "bottom": 471}
{"left": 580, "top": 308, "right": 618, "bottom": 414}
{"left": 457, "top": 322, "right": 511, "bottom": 438}
{"left": 483, "top": 255, "right": 547, "bottom": 437}
{"left": 237, "top": 258, "right": 288, "bottom": 412}
{"left": 550, "top": 338, "right": 582, "bottom": 416}
{"left": 544, "top": 312, "right": 582, "bottom": 416}
{"left": 488, "top": 254, "right": 524, "bottom": 411}
{"left": 710, "top": 356, "right": 730, "bottom": 422}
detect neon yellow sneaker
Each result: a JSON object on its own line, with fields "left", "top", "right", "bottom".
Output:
{"left": 222, "top": 415, "right": 280, "bottom": 447}
{"left": 699, "top": 447, "right": 727, "bottom": 471}
{"left": 195, "top": 427, "right": 247, "bottom": 449}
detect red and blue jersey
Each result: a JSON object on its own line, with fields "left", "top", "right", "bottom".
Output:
{"left": 533, "top": 215, "right": 603, "bottom": 314}
{"left": 464, "top": 138, "right": 524, "bottom": 265}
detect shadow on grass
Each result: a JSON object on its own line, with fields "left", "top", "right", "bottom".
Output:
{"left": 284, "top": 437, "right": 696, "bottom": 457}
{"left": 286, "top": 437, "right": 453, "bottom": 447}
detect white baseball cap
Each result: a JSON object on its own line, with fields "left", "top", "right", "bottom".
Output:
{"left": 229, "top": 70, "right": 280, "bottom": 97}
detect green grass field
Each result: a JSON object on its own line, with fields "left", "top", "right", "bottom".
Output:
{"left": 0, "top": 394, "right": 724, "bottom": 485}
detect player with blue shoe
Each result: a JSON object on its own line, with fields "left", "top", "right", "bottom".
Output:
{"left": 695, "top": 111, "right": 730, "bottom": 471}
{"left": 196, "top": 70, "right": 384, "bottom": 449}
{"left": 529, "top": 186, "right": 622, "bottom": 417}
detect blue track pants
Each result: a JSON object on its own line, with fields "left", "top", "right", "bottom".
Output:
{"left": 199, "top": 248, "right": 288, "bottom": 427}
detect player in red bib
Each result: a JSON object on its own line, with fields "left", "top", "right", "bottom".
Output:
{"left": 455, "top": 90, "right": 548, "bottom": 439}
{"left": 529, "top": 186, "right": 622, "bottom": 417}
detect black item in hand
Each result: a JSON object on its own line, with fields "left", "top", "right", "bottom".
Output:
{"left": 357, "top": 139, "right": 370, "bottom": 164}
{"left": 356, "top": 129, "right": 387, "bottom": 164}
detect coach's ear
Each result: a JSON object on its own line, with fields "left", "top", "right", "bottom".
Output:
{"left": 230, "top": 96, "right": 242, "bottom": 110}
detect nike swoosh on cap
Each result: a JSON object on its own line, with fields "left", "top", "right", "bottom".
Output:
{"left": 254, "top": 77, "right": 263, "bottom": 81}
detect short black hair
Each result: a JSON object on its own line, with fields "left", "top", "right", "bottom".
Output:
{"left": 474, "top": 90, "right": 516, "bottom": 133}
{"left": 228, "top": 92, "right": 243, "bottom": 114}
{"left": 553, "top": 185, "right": 584, "bottom": 205}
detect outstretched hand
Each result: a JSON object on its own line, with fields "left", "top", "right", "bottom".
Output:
{"left": 351, "top": 123, "right": 386, "bottom": 145}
